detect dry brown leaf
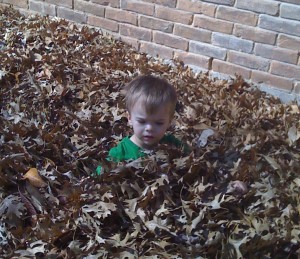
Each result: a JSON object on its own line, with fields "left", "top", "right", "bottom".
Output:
{"left": 23, "top": 168, "right": 47, "bottom": 188}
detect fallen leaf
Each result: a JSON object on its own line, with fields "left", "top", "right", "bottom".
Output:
{"left": 288, "top": 125, "right": 300, "bottom": 145}
{"left": 23, "top": 168, "right": 47, "bottom": 188}
{"left": 197, "top": 128, "right": 214, "bottom": 147}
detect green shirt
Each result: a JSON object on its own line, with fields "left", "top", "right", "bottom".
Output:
{"left": 96, "top": 134, "right": 185, "bottom": 175}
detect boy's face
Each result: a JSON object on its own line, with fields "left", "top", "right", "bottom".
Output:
{"left": 128, "top": 100, "right": 172, "bottom": 149}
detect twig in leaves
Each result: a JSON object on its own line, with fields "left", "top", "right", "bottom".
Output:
{"left": 18, "top": 186, "right": 37, "bottom": 225}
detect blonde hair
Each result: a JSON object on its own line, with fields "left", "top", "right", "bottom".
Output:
{"left": 125, "top": 75, "right": 177, "bottom": 118}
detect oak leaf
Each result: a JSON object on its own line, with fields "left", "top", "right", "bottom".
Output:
{"left": 23, "top": 168, "right": 47, "bottom": 188}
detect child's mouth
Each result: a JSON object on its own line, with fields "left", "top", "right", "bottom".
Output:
{"left": 144, "top": 136, "right": 154, "bottom": 141}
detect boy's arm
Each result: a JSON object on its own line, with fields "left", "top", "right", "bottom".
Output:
{"left": 95, "top": 139, "right": 129, "bottom": 175}
{"left": 96, "top": 165, "right": 102, "bottom": 175}
{"left": 95, "top": 157, "right": 111, "bottom": 176}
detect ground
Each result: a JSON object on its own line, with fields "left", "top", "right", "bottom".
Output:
{"left": 0, "top": 6, "right": 300, "bottom": 258}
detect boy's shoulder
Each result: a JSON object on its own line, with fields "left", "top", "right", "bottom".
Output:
{"left": 161, "top": 134, "right": 181, "bottom": 146}
{"left": 108, "top": 136, "right": 131, "bottom": 157}
{"left": 108, "top": 136, "right": 146, "bottom": 162}
{"left": 161, "top": 133, "right": 191, "bottom": 154}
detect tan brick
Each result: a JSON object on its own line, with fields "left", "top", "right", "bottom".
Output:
{"left": 254, "top": 43, "right": 298, "bottom": 64}
{"left": 270, "top": 61, "right": 300, "bottom": 80}
{"left": 57, "top": 7, "right": 87, "bottom": 23}
{"left": 155, "top": 6, "right": 193, "bottom": 25}
{"left": 140, "top": 0, "right": 176, "bottom": 8}
{"left": 228, "top": 50, "right": 270, "bottom": 71}
{"left": 174, "top": 24, "right": 211, "bottom": 43}
{"left": 139, "top": 16, "right": 173, "bottom": 33}
{"left": 121, "top": 0, "right": 154, "bottom": 16}
{"left": 29, "top": 1, "right": 56, "bottom": 16}
{"left": 177, "top": 0, "right": 202, "bottom": 13}
{"left": 140, "top": 42, "right": 173, "bottom": 59}
{"left": 91, "top": 0, "right": 120, "bottom": 8}
{"left": 217, "top": 6, "right": 258, "bottom": 26}
{"left": 153, "top": 31, "right": 188, "bottom": 50}
{"left": 177, "top": 0, "right": 216, "bottom": 17}
{"left": 200, "top": 2, "right": 217, "bottom": 17}
{"left": 118, "top": 35, "right": 140, "bottom": 50}
{"left": 174, "top": 51, "right": 212, "bottom": 70}
{"left": 74, "top": 0, "right": 105, "bottom": 17}
{"left": 212, "top": 59, "right": 251, "bottom": 79}
{"left": 234, "top": 24, "right": 276, "bottom": 45}
{"left": 88, "top": 15, "right": 118, "bottom": 32}
{"left": 106, "top": 7, "right": 137, "bottom": 25}
{"left": 277, "top": 34, "right": 300, "bottom": 51}
{"left": 251, "top": 70, "right": 293, "bottom": 91}
{"left": 120, "top": 24, "right": 151, "bottom": 41}
{"left": 3, "top": 0, "right": 28, "bottom": 8}
{"left": 194, "top": 15, "right": 233, "bottom": 34}
{"left": 45, "top": 0, "right": 72, "bottom": 8}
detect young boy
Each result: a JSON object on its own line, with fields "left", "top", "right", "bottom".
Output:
{"left": 96, "top": 74, "right": 185, "bottom": 174}
{"left": 96, "top": 75, "right": 248, "bottom": 195}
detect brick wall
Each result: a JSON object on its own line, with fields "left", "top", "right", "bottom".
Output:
{"left": 1, "top": 0, "right": 300, "bottom": 102}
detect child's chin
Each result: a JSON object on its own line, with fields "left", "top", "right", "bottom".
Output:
{"left": 142, "top": 140, "right": 158, "bottom": 149}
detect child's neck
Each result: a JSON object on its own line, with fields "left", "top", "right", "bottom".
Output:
{"left": 130, "top": 135, "right": 158, "bottom": 150}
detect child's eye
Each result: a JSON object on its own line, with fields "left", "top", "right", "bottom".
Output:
{"left": 156, "top": 122, "right": 164, "bottom": 125}
{"left": 138, "top": 120, "right": 145, "bottom": 124}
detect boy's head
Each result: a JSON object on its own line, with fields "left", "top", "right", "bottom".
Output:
{"left": 125, "top": 75, "right": 177, "bottom": 119}
{"left": 124, "top": 75, "right": 177, "bottom": 149}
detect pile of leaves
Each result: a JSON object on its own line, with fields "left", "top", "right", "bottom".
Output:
{"left": 1, "top": 6, "right": 300, "bottom": 258}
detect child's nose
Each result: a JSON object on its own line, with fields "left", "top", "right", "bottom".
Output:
{"left": 145, "top": 123, "right": 153, "bottom": 131}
